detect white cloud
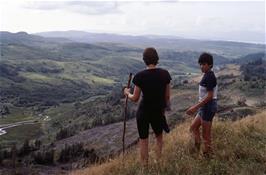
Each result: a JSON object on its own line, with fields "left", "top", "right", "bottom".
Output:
{"left": 22, "top": 1, "right": 121, "bottom": 15}
{"left": 0, "top": 1, "right": 264, "bottom": 43}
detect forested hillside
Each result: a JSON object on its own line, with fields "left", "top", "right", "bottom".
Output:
{"left": 0, "top": 31, "right": 265, "bottom": 174}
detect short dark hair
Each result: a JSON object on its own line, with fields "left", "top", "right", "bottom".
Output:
{"left": 198, "top": 52, "right": 213, "bottom": 68}
{"left": 143, "top": 47, "right": 159, "bottom": 65}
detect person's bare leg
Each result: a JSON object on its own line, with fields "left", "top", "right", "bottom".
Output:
{"left": 202, "top": 120, "right": 212, "bottom": 154}
{"left": 139, "top": 138, "right": 149, "bottom": 166}
{"left": 155, "top": 133, "right": 163, "bottom": 159}
{"left": 189, "top": 115, "right": 202, "bottom": 150}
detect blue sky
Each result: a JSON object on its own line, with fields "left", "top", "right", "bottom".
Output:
{"left": 0, "top": 0, "right": 265, "bottom": 43}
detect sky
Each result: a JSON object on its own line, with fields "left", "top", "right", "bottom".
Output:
{"left": 0, "top": 0, "right": 265, "bottom": 43}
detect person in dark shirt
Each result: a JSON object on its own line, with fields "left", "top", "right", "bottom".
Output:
{"left": 124, "top": 47, "right": 171, "bottom": 166}
{"left": 186, "top": 52, "right": 217, "bottom": 157}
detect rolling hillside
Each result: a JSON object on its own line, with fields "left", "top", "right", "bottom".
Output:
{"left": 0, "top": 31, "right": 265, "bottom": 174}
{"left": 72, "top": 110, "right": 266, "bottom": 175}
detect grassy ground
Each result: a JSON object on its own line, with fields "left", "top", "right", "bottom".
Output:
{"left": 0, "top": 107, "right": 42, "bottom": 148}
{"left": 72, "top": 110, "right": 266, "bottom": 175}
{"left": 0, "top": 123, "right": 43, "bottom": 147}
{"left": 0, "top": 107, "right": 35, "bottom": 125}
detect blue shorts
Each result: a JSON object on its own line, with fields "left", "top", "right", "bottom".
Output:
{"left": 198, "top": 100, "right": 217, "bottom": 122}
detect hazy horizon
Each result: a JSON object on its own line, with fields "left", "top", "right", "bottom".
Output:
{"left": 0, "top": 0, "right": 265, "bottom": 44}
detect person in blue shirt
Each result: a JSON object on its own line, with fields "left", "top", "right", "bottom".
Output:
{"left": 186, "top": 52, "right": 217, "bottom": 157}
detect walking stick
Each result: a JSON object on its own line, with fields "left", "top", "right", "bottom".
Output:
{"left": 122, "top": 73, "right": 132, "bottom": 155}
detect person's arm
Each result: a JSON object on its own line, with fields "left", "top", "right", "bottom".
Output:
{"left": 186, "top": 91, "right": 213, "bottom": 115}
{"left": 124, "top": 85, "right": 141, "bottom": 102}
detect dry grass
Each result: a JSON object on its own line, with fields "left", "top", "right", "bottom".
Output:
{"left": 72, "top": 110, "right": 266, "bottom": 175}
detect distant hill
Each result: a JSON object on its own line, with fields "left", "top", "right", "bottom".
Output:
{"left": 0, "top": 31, "right": 126, "bottom": 61}
{"left": 0, "top": 31, "right": 71, "bottom": 46}
{"left": 0, "top": 32, "right": 144, "bottom": 109}
{"left": 232, "top": 52, "right": 266, "bottom": 64}
{"left": 35, "top": 30, "right": 265, "bottom": 58}
{"left": 231, "top": 52, "right": 266, "bottom": 81}
{"left": 1, "top": 31, "right": 264, "bottom": 111}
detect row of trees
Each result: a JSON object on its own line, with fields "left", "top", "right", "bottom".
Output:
{"left": 0, "top": 140, "right": 98, "bottom": 166}
{"left": 0, "top": 139, "right": 41, "bottom": 164}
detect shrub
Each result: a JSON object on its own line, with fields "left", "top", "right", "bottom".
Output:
{"left": 58, "top": 143, "right": 98, "bottom": 163}
{"left": 33, "top": 149, "right": 55, "bottom": 165}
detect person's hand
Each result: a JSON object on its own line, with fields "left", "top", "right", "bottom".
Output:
{"left": 124, "top": 88, "right": 130, "bottom": 97}
{"left": 186, "top": 106, "right": 198, "bottom": 116}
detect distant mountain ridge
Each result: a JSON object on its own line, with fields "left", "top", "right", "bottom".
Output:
{"left": 35, "top": 30, "right": 184, "bottom": 43}
{"left": 0, "top": 31, "right": 71, "bottom": 45}
{"left": 35, "top": 30, "right": 265, "bottom": 58}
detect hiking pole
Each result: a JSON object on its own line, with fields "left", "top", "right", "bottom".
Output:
{"left": 122, "top": 73, "right": 132, "bottom": 155}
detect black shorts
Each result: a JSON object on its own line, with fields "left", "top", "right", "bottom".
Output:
{"left": 198, "top": 100, "right": 217, "bottom": 122}
{"left": 136, "top": 108, "right": 164, "bottom": 139}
